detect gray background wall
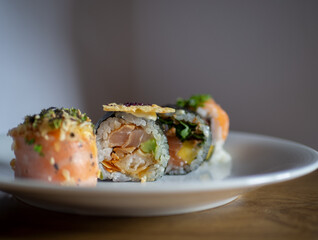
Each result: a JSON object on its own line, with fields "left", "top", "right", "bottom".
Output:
{"left": 1, "top": 0, "right": 317, "bottom": 149}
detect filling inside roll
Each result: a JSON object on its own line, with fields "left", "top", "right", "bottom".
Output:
{"left": 96, "top": 112, "right": 169, "bottom": 182}
{"left": 158, "top": 110, "right": 212, "bottom": 175}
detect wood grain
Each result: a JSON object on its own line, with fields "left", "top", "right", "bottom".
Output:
{"left": 0, "top": 170, "right": 317, "bottom": 240}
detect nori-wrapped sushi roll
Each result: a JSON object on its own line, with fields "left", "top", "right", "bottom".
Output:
{"left": 95, "top": 103, "right": 174, "bottom": 182}
{"left": 158, "top": 109, "right": 212, "bottom": 175}
{"left": 176, "top": 94, "right": 230, "bottom": 163}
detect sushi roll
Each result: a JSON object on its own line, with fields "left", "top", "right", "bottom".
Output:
{"left": 176, "top": 94, "right": 230, "bottom": 161}
{"left": 95, "top": 103, "right": 174, "bottom": 182}
{"left": 8, "top": 107, "right": 99, "bottom": 186}
{"left": 158, "top": 109, "right": 212, "bottom": 175}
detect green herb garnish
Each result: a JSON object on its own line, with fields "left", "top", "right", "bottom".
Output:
{"left": 176, "top": 121, "right": 191, "bottom": 140}
{"left": 81, "top": 114, "right": 88, "bottom": 122}
{"left": 176, "top": 94, "right": 211, "bottom": 110}
{"left": 191, "top": 133, "right": 205, "bottom": 140}
{"left": 25, "top": 137, "right": 35, "bottom": 145}
{"left": 33, "top": 144, "right": 44, "bottom": 156}
{"left": 158, "top": 117, "right": 173, "bottom": 127}
{"left": 69, "top": 108, "right": 78, "bottom": 117}
{"left": 23, "top": 107, "right": 91, "bottom": 131}
{"left": 49, "top": 118, "right": 62, "bottom": 129}
{"left": 24, "top": 137, "right": 44, "bottom": 156}
{"left": 158, "top": 116, "right": 205, "bottom": 142}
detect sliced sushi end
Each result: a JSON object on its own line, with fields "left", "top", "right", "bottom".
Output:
{"left": 96, "top": 113, "right": 169, "bottom": 182}
{"left": 158, "top": 110, "right": 212, "bottom": 175}
{"left": 166, "top": 136, "right": 201, "bottom": 172}
{"left": 100, "top": 124, "right": 154, "bottom": 180}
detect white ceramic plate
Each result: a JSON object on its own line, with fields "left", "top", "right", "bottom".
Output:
{"left": 0, "top": 132, "right": 317, "bottom": 216}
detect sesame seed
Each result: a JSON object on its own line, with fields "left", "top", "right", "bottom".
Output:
{"left": 141, "top": 176, "right": 147, "bottom": 183}
{"left": 50, "top": 157, "right": 55, "bottom": 165}
{"left": 54, "top": 142, "right": 60, "bottom": 152}
{"left": 62, "top": 169, "right": 71, "bottom": 181}
{"left": 53, "top": 163, "right": 59, "bottom": 171}
{"left": 59, "top": 131, "right": 66, "bottom": 141}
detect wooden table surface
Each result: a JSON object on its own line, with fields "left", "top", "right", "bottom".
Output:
{"left": 1, "top": 170, "right": 317, "bottom": 240}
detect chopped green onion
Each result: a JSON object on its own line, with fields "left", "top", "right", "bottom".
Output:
{"left": 25, "top": 137, "right": 35, "bottom": 145}
{"left": 81, "top": 114, "right": 87, "bottom": 122}
{"left": 34, "top": 144, "right": 44, "bottom": 156}
{"left": 176, "top": 94, "right": 211, "bottom": 110}
{"left": 177, "top": 121, "right": 191, "bottom": 140}
{"left": 49, "top": 118, "right": 62, "bottom": 129}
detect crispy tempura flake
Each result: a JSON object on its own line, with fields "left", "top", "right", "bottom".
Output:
{"left": 103, "top": 103, "right": 175, "bottom": 114}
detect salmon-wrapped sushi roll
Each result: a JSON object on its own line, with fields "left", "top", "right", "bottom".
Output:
{"left": 95, "top": 103, "right": 174, "bottom": 182}
{"left": 158, "top": 109, "right": 212, "bottom": 175}
{"left": 8, "top": 107, "right": 99, "bottom": 186}
{"left": 176, "top": 94, "right": 230, "bottom": 161}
